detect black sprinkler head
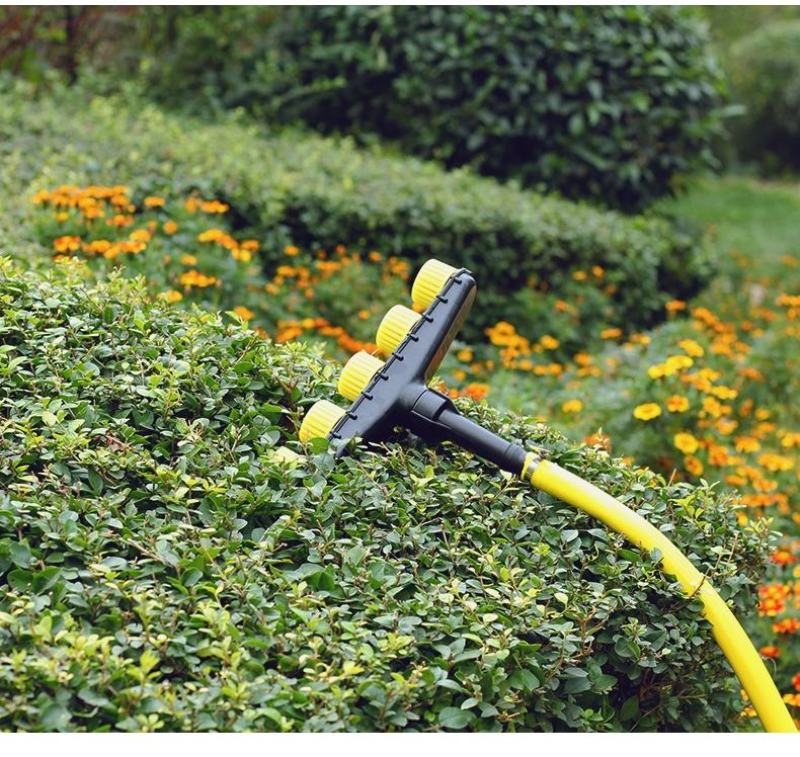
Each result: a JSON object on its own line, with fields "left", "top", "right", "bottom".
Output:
{"left": 299, "top": 259, "right": 527, "bottom": 474}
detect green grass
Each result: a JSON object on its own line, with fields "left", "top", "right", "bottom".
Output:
{"left": 660, "top": 174, "right": 800, "bottom": 276}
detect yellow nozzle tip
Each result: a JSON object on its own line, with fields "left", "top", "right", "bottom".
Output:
{"left": 299, "top": 400, "right": 346, "bottom": 443}
{"left": 411, "top": 259, "right": 458, "bottom": 309}
{"left": 376, "top": 305, "right": 421, "bottom": 355}
{"left": 338, "top": 351, "right": 384, "bottom": 401}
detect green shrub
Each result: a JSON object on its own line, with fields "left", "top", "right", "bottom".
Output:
{"left": 0, "top": 84, "right": 710, "bottom": 349}
{"left": 727, "top": 20, "right": 800, "bottom": 172}
{"left": 266, "top": 6, "right": 726, "bottom": 212}
{"left": 0, "top": 259, "right": 771, "bottom": 731}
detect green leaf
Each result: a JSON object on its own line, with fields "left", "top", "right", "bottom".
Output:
{"left": 438, "top": 707, "right": 476, "bottom": 730}
{"left": 40, "top": 702, "right": 72, "bottom": 731}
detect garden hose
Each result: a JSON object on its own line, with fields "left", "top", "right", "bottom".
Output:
{"left": 522, "top": 454, "right": 797, "bottom": 733}
{"left": 299, "top": 258, "right": 798, "bottom": 733}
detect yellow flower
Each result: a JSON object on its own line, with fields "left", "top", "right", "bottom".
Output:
{"left": 702, "top": 396, "right": 723, "bottom": 418}
{"left": 285, "top": 245, "right": 300, "bottom": 257}
{"left": 666, "top": 395, "right": 689, "bottom": 412}
{"left": 711, "top": 385, "right": 737, "bottom": 401}
{"left": 601, "top": 327, "right": 622, "bottom": 340}
{"left": 633, "top": 403, "right": 662, "bottom": 421}
{"left": 163, "top": 220, "right": 178, "bottom": 235}
{"left": 539, "top": 335, "right": 560, "bottom": 350}
{"left": 648, "top": 364, "right": 665, "bottom": 380}
{"left": 561, "top": 399, "right": 583, "bottom": 414}
{"left": 129, "top": 229, "right": 151, "bottom": 243}
{"left": 678, "top": 338, "right": 704, "bottom": 358}
{"left": 180, "top": 254, "right": 198, "bottom": 266}
{"left": 674, "top": 432, "right": 699, "bottom": 455}
{"left": 144, "top": 196, "right": 166, "bottom": 208}
{"left": 665, "top": 354, "right": 693, "bottom": 372}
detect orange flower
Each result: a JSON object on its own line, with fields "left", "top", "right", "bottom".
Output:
{"left": 159, "top": 290, "right": 183, "bottom": 303}
{"left": 53, "top": 235, "right": 81, "bottom": 253}
{"left": 462, "top": 383, "right": 489, "bottom": 402}
{"left": 666, "top": 299, "right": 686, "bottom": 313}
{"left": 285, "top": 245, "right": 300, "bottom": 257}
{"left": 759, "top": 646, "right": 780, "bottom": 659}
{"left": 144, "top": 196, "right": 165, "bottom": 208}
{"left": 684, "top": 456, "right": 704, "bottom": 477}
{"left": 772, "top": 618, "right": 800, "bottom": 635}
{"left": 163, "top": 220, "right": 178, "bottom": 235}
{"left": 601, "top": 327, "right": 622, "bottom": 340}
{"left": 666, "top": 395, "right": 690, "bottom": 413}
{"left": 233, "top": 306, "right": 255, "bottom": 321}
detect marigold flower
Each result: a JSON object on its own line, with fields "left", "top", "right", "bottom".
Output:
{"left": 144, "top": 196, "right": 165, "bottom": 208}
{"left": 735, "top": 436, "right": 760, "bottom": 453}
{"left": 772, "top": 618, "right": 800, "bottom": 635}
{"left": 674, "top": 432, "right": 699, "bottom": 455}
{"left": 562, "top": 399, "right": 583, "bottom": 414}
{"left": 601, "top": 327, "right": 622, "bottom": 340}
{"left": 200, "top": 199, "right": 229, "bottom": 214}
{"left": 463, "top": 383, "right": 489, "bottom": 402}
{"left": 666, "top": 299, "right": 686, "bottom": 313}
{"left": 456, "top": 348, "right": 473, "bottom": 362}
{"left": 53, "top": 235, "right": 81, "bottom": 253}
{"left": 758, "top": 453, "right": 794, "bottom": 472}
{"left": 633, "top": 403, "right": 661, "bottom": 421}
{"left": 684, "top": 456, "right": 704, "bottom": 476}
{"left": 233, "top": 306, "right": 255, "bottom": 321}
{"left": 163, "top": 220, "right": 178, "bottom": 235}
{"left": 539, "top": 335, "right": 560, "bottom": 350}
{"left": 285, "top": 245, "right": 300, "bottom": 257}
{"left": 666, "top": 395, "right": 689, "bottom": 413}
{"left": 678, "top": 338, "right": 704, "bottom": 357}
{"left": 160, "top": 290, "right": 183, "bottom": 303}
{"left": 759, "top": 646, "right": 780, "bottom": 659}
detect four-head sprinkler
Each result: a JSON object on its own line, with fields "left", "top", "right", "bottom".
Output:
{"left": 299, "top": 259, "right": 797, "bottom": 733}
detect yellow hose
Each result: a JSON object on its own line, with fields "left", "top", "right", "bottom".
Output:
{"left": 524, "top": 457, "right": 797, "bottom": 733}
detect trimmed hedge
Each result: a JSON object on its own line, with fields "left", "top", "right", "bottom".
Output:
{"left": 0, "top": 260, "right": 770, "bottom": 731}
{"left": 0, "top": 83, "right": 709, "bottom": 349}
{"left": 727, "top": 20, "right": 800, "bottom": 172}
{"left": 266, "top": 6, "right": 726, "bottom": 212}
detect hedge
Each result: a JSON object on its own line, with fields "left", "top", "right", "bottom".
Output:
{"left": 0, "top": 81, "right": 710, "bottom": 348}
{"left": 265, "top": 6, "right": 727, "bottom": 212}
{"left": 0, "top": 259, "right": 770, "bottom": 731}
{"left": 727, "top": 20, "right": 800, "bottom": 172}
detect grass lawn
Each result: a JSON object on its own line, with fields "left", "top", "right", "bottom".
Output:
{"left": 661, "top": 174, "right": 800, "bottom": 279}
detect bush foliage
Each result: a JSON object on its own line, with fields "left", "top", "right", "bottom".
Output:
{"left": 0, "top": 83, "right": 709, "bottom": 349}
{"left": 727, "top": 20, "right": 800, "bottom": 172}
{"left": 0, "top": 260, "right": 771, "bottom": 731}
{"left": 267, "top": 6, "right": 726, "bottom": 212}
